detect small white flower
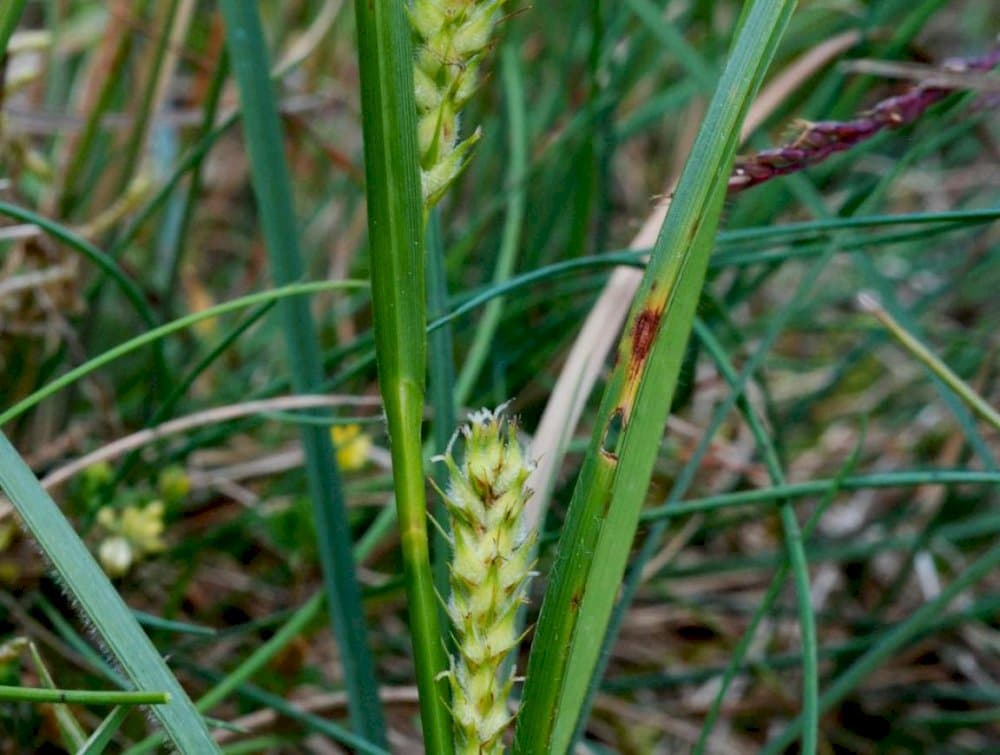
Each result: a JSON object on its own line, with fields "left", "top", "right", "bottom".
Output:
{"left": 98, "top": 536, "right": 134, "bottom": 578}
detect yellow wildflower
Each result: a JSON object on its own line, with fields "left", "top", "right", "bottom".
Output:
{"left": 96, "top": 500, "right": 167, "bottom": 577}
{"left": 331, "top": 424, "right": 372, "bottom": 471}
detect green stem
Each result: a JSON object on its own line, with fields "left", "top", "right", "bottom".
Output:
{"left": 0, "top": 686, "right": 167, "bottom": 705}
{"left": 352, "top": 0, "right": 453, "bottom": 751}
{"left": 858, "top": 292, "right": 1000, "bottom": 431}
{"left": 454, "top": 47, "right": 528, "bottom": 407}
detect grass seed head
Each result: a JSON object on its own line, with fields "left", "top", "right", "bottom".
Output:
{"left": 437, "top": 406, "right": 535, "bottom": 754}
{"left": 410, "top": 0, "right": 508, "bottom": 206}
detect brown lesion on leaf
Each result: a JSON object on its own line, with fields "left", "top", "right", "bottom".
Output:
{"left": 628, "top": 306, "right": 662, "bottom": 380}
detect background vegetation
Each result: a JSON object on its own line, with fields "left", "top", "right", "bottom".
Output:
{"left": 0, "top": 0, "right": 997, "bottom": 752}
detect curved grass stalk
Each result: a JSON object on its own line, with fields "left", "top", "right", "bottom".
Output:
{"left": 0, "top": 201, "right": 157, "bottom": 329}
{"left": 858, "top": 292, "right": 1000, "bottom": 431}
{"left": 760, "top": 539, "right": 1000, "bottom": 754}
{"left": 0, "top": 280, "right": 364, "bottom": 428}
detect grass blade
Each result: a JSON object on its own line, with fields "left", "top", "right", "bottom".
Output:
{"left": 217, "top": 2, "right": 386, "bottom": 743}
{"left": 78, "top": 706, "right": 130, "bottom": 755}
{"left": 858, "top": 292, "right": 1000, "bottom": 431}
{"left": 513, "top": 2, "right": 797, "bottom": 751}
{"left": 454, "top": 46, "right": 528, "bottom": 406}
{"left": 760, "top": 538, "right": 1000, "bottom": 753}
{"left": 0, "top": 281, "right": 363, "bottom": 428}
{"left": 0, "top": 202, "right": 157, "bottom": 329}
{"left": 0, "top": 435, "right": 216, "bottom": 752}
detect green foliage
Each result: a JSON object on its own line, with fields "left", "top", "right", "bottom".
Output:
{"left": 0, "top": 1, "right": 996, "bottom": 752}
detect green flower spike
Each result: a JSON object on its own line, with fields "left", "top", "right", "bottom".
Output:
{"left": 435, "top": 405, "right": 536, "bottom": 754}
{"left": 410, "top": 0, "right": 508, "bottom": 206}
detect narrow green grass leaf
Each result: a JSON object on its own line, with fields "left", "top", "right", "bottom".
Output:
{"left": 640, "top": 469, "right": 1000, "bottom": 520}
{"left": 859, "top": 292, "right": 1000, "bottom": 431}
{"left": 514, "top": 2, "right": 797, "bottom": 751}
{"left": 0, "top": 201, "right": 156, "bottom": 329}
{"left": 25, "top": 638, "right": 88, "bottom": 749}
{"left": 351, "top": 0, "right": 453, "bottom": 748}
{"left": 78, "top": 706, "right": 130, "bottom": 755}
{"left": 0, "top": 435, "right": 216, "bottom": 752}
{"left": 187, "top": 671, "right": 389, "bottom": 755}
{"left": 218, "top": 2, "right": 386, "bottom": 743}
{"left": 760, "top": 538, "right": 1000, "bottom": 754}
{"left": 454, "top": 46, "right": 528, "bottom": 406}
{"left": 0, "top": 281, "right": 364, "bottom": 427}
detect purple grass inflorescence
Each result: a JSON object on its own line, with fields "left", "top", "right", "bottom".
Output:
{"left": 728, "top": 45, "right": 1000, "bottom": 193}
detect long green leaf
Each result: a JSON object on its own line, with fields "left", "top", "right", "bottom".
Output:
{"left": 351, "top": 0, "right": 453, "bottom": 750}
{"left": 513, "top": 2, "right": 797, "bottom": 751}
{"left": 0, "top": 436, "right": 217, "bottom": 752}
{"left": 217, "top": 2, "right": 386, "bottom": 744}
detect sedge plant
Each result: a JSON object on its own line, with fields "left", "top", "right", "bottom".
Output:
{"left": 352, "top": 0, "right": 517, "bottom": 749}
{"left": 3, "top": 2, "right": 998, "bottom": 752}
{"left": 353, "top": 0, "right": 801, "bottom": 750}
